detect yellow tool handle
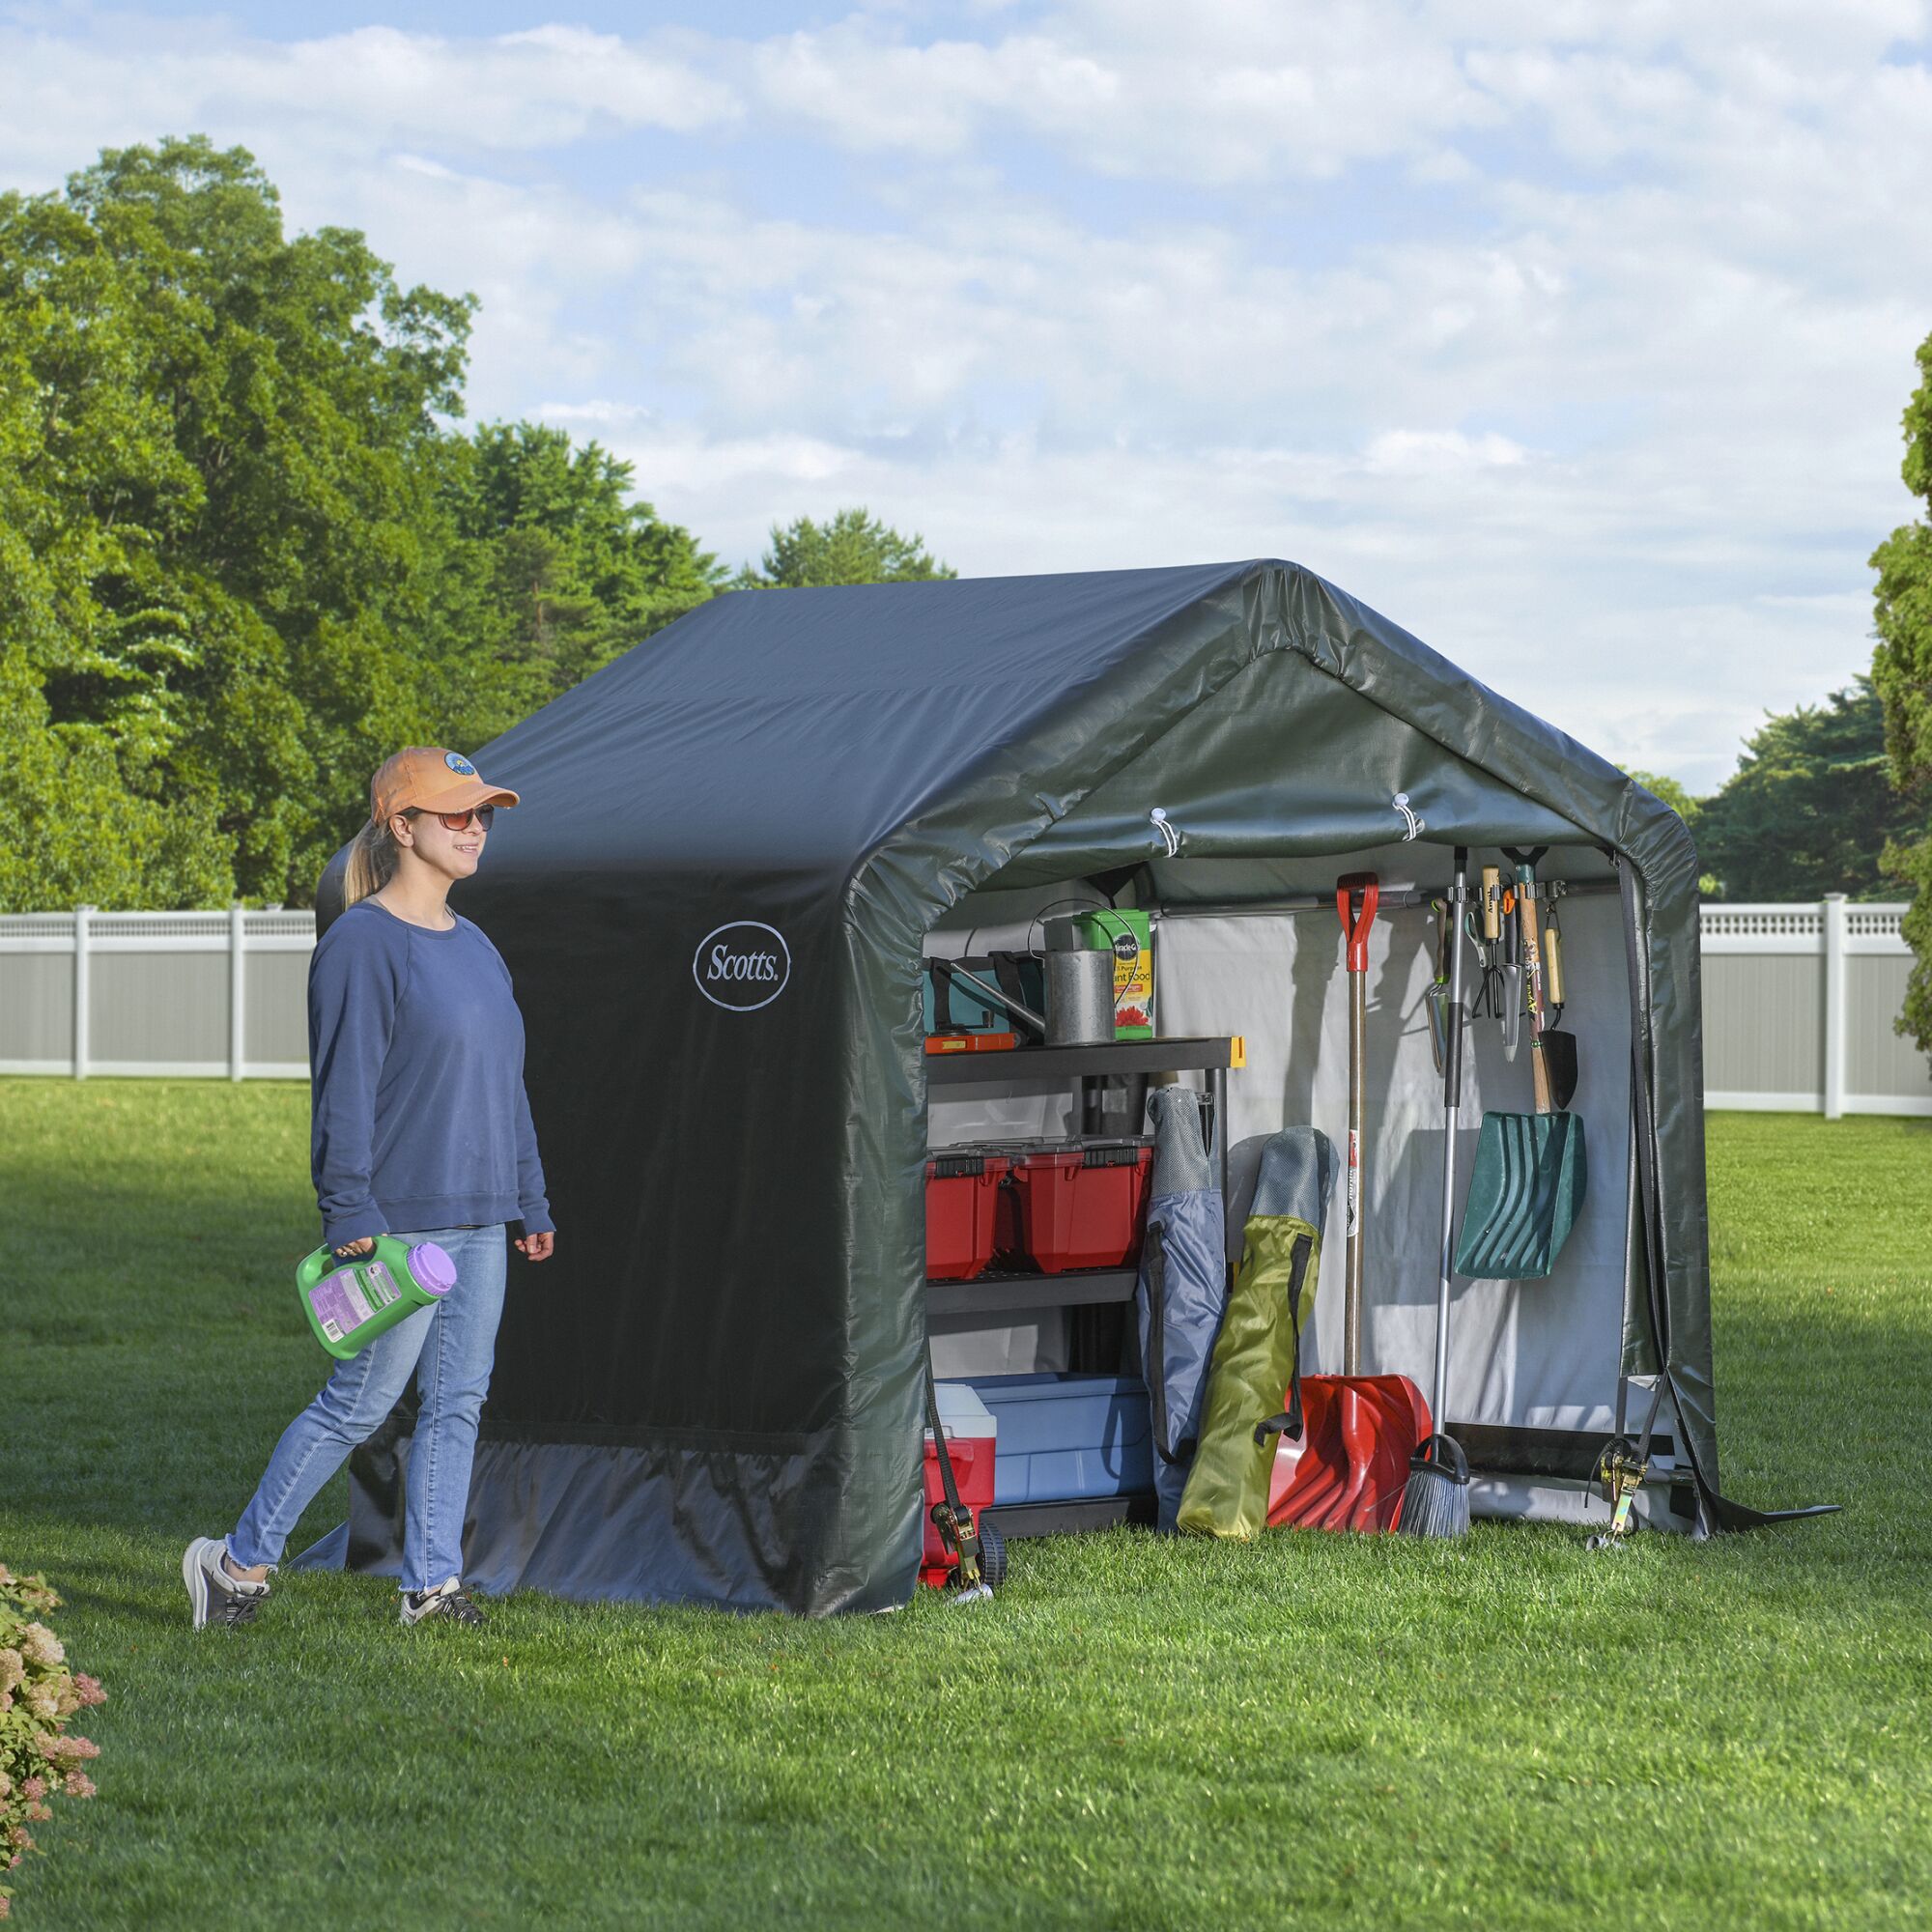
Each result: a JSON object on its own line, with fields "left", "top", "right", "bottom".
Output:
{"left": 1517, "top": 888, "right": 1553, "bottom": 1114}
{"left": 1481, "top": 866, "right": 1500, "bottom": 940}
{"left": 1545, "top": 924, "right": 1566, "bottom": 1007}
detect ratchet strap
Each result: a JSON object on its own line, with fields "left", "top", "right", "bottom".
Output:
{"left": 923, "top": 1353, "right": 984, "bottom": 1588}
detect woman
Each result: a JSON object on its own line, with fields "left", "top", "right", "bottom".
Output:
{"left": 183, "top": 746, "right": 555, "bottom": 1631}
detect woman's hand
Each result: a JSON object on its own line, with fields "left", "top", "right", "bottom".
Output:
{"left": 333, "top": 1236, "right": 380, "bottom": 1260}
{"left": 516, "top": 1230, "right": 555, "bottom": 1262}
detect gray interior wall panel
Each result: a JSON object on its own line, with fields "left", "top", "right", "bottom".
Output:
{"left": 0, "top": 956, "right": 73, "bottom": 1063}
{"left": 1157, "top": 891, "right": 1632, "bottom": 1436}
{"left": 1700, "top": 953, "right": 1821, "bottom": 1095}
{"left": 245, "top": 952, "right": 312, "bottom": 1065}
{"left": 90, "top": 953, "right": 228, "bottom": 1065}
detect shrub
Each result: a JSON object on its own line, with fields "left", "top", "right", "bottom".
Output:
{"left": 0, "top": 1566, "right": 105, "bottom": 1919}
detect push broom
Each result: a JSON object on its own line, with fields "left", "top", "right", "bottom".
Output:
{"left": 1400, "top": 846, "right": 1472, "bottom": 1538}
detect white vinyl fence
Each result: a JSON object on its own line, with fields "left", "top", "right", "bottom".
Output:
{"left": 1698, "top": 897, "right": 1932, "bottom": 1118}
{"left": 2, "top": 899, "right": 1929, "bottom": 1114}
{"left": 0, "top": 907, "right": 315, "bottom": 1080}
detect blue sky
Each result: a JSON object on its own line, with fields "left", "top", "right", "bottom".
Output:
{"left": 5, "top": 1, "right": 1930, "bottom": 790}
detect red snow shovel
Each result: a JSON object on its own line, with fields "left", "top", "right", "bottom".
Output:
{"left": 1267, "top": 873, "right": 1431, "bottom": 1533}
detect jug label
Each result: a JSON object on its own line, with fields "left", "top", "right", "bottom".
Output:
{"left": 362, "top": 1262, "right": 398, "bottom": 1308}
{"left": 309, "top": 1269, "right": 375, "bottom": 1341}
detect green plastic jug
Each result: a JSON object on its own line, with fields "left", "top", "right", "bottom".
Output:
{"left": 295, "top": 1236, "right": 457, "bottom": 1360}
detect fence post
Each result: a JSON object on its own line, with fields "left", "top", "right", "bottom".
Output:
{"left": 229, "top": 901, "right": 247, "bottom": 1082}
{"left": 1823, "top": 894, "right": 1847, "bottom": 1120}
{"left": 72, "top": 903, "right": 94, "bottom": 1081}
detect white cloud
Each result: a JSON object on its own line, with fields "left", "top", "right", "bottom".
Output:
{"left": 0, "top": 3, "right": 1926, "bottom": 792}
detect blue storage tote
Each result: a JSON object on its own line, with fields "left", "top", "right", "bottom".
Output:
{"left": 964, "top": 1373, "right": 1153, "bottom": 1505}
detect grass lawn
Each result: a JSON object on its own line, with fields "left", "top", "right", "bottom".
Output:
{"left": 1, "top": 1080, "right": 1928, "bottom": 1930}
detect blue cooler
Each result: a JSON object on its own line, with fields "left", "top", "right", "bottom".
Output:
{"left": 966, "top": 1374, "right": 1154, "bottom": 1505}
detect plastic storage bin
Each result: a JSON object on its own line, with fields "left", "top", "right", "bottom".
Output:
{"left": 967, "top": 1374, "right": 1153, "bottom": 1505}
{"left": 1006, "top": 1140, "right": 1154, "bottom": 1273}
{"left": 924, "top": 1151, "right": 1012, "bottom": 1281}
{"left": 923, "top": 1380, "right": 998, "bottom": 1587}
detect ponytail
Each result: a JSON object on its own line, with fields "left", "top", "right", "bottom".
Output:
{"left": 343, "top": 817, "right": 401, "bottom": 907}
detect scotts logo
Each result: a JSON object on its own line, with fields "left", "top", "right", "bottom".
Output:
{"left": 444, "top": 752, "right": 477, "bottom": 776}
{"left": 694, "top": 923, "right": 791, "bottom": 1012}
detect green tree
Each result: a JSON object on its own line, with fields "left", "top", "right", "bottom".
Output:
{"left": 739, "top": 506, "right": 954, "bottom": 587}
{"left": 1627, "top": 770, "right": 1701, "bottom": 834}
{"left": 0, "top": 135, "right": 474, "bottom": 907}
{"left": 436, "top": 421, "right": 722, "bottom": 731}
{"left": 1695, "top": 680, "right": 1912, "bottom": 901}
{"left": 1872, "top": 327, "right": 1932, "bottom": 1050}
{"left": 0, "top": 137, "right": 723, "bottom": 913}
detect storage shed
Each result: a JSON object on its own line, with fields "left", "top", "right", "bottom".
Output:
{"left": 317, "top": 559, "right": 1803, "bottom": 1614}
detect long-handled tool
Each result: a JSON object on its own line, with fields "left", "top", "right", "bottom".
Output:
{"left": 1454, "top": 847, "right": 1588, "bottom": 1280}
{"left": 1268, "top": 873, "right": 1429, "bottom": 1532}
{"left": 1400, "top": 847, "right": 1473, "bottom": 1537}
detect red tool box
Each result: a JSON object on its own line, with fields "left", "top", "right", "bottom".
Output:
{"left": 923, "top": 1151, "right": 1012, "bottom": 1281}
{"left": 1006, "top": 1140, "right": 1154, "bottom": 1273}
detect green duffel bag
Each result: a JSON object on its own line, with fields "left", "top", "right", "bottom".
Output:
{"left": 1177, "top": 1127, "right": 1335, "bottom": 1541}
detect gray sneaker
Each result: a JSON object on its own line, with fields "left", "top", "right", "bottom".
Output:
{"left": 183, "top": 1537, "right": 271, "bottom": 1631}
{"left": 399, "top": 1577, "right": 487, "bottom": 1627}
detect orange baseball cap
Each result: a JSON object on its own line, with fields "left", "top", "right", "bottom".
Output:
{"left": 370, "top": 747, "right": 521, "bottom": 826}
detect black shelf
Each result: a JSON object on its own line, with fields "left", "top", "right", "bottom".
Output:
{"left": 926, "top": 1266, "right": 1137, "bottom": 1319}
{"left": 924, "top": 1034, "right": 1238, "bottom": 1085}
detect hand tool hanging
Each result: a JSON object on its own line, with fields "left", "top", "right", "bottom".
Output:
{"left": 1501, "top": 879, "right": 1523, "bottom": 1062}
{"left": 1536, "top": 884, "right": 1579, "bottom": 1111}
{"left": 1463, "top": 865, "right": 1505, "bottom": 1023}
{"left": 1453, "top": 847, "right": 1589, "bottom": 1280}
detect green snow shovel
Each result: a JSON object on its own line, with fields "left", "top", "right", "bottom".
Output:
{"left": 1453, "top": 847, "right": 1587, "bottom": 1280}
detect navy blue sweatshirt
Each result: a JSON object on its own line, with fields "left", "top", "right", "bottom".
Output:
{"left": 308, "top": 897, "right": 554, "bottom": 1248}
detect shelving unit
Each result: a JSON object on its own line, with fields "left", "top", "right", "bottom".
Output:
{"left": 925, "top": 1033, "right": 1237, "bottom": 1204}
{"left": 923, "top": 1035, "right": 1243, "bottom": 1537}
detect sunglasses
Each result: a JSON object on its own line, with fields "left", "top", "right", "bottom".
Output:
{"left": 404, "top": 805, "right": 496, "bottom": 832}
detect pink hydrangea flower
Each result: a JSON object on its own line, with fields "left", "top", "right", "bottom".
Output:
{"left": 63, "top": 1772, "right": 96, "bottom": 1801}
{"left": 17, "top": 1780, "right": 43, "bottom": 1804}
{"left": 42, "top": 1735, "right": 99, "bottom": 1763}
{"left": 71, "top": 1673, "right": 106, "bottom": 1707}
{"left": 17, "top": 1625, "right": 63, "bottom": 1669}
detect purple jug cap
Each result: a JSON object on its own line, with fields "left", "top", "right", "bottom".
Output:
{"left": 409, "top": 1242, "right": 457, "bottom": 1296}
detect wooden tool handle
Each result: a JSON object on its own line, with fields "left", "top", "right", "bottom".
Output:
{"left": 1481, "top": 866, "right": 1500, "bottom": 940}
{"left": 1544, "top": 923, "right": 1566, "bottom": 1008}
{"left": 1516, "top": 887, "right": 1553, "bottom": 1113}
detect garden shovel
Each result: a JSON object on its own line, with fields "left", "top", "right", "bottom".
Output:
{"left": 1453, "top": 847, "right": 1587, "bottom": 1280}
{"left": 1269, "top": 874, "right": 1429, "bottom": 1532}
{"left": 1537, "top": 898, "right": 1579, "bottom": 1111}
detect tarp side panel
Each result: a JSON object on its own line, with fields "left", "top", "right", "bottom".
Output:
{"left": 441, "top": 563, "right": 1263, "bottom": 1612}
{"left": 343, "top": 1433, "right": 911, "bottom": 1613}
{"left": 1157, "top": 897, "right": 1633, "bottom": 1438}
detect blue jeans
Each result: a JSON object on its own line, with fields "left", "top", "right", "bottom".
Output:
{"left": 230, "top": 1224, "right": 507, "bottom": 1591}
